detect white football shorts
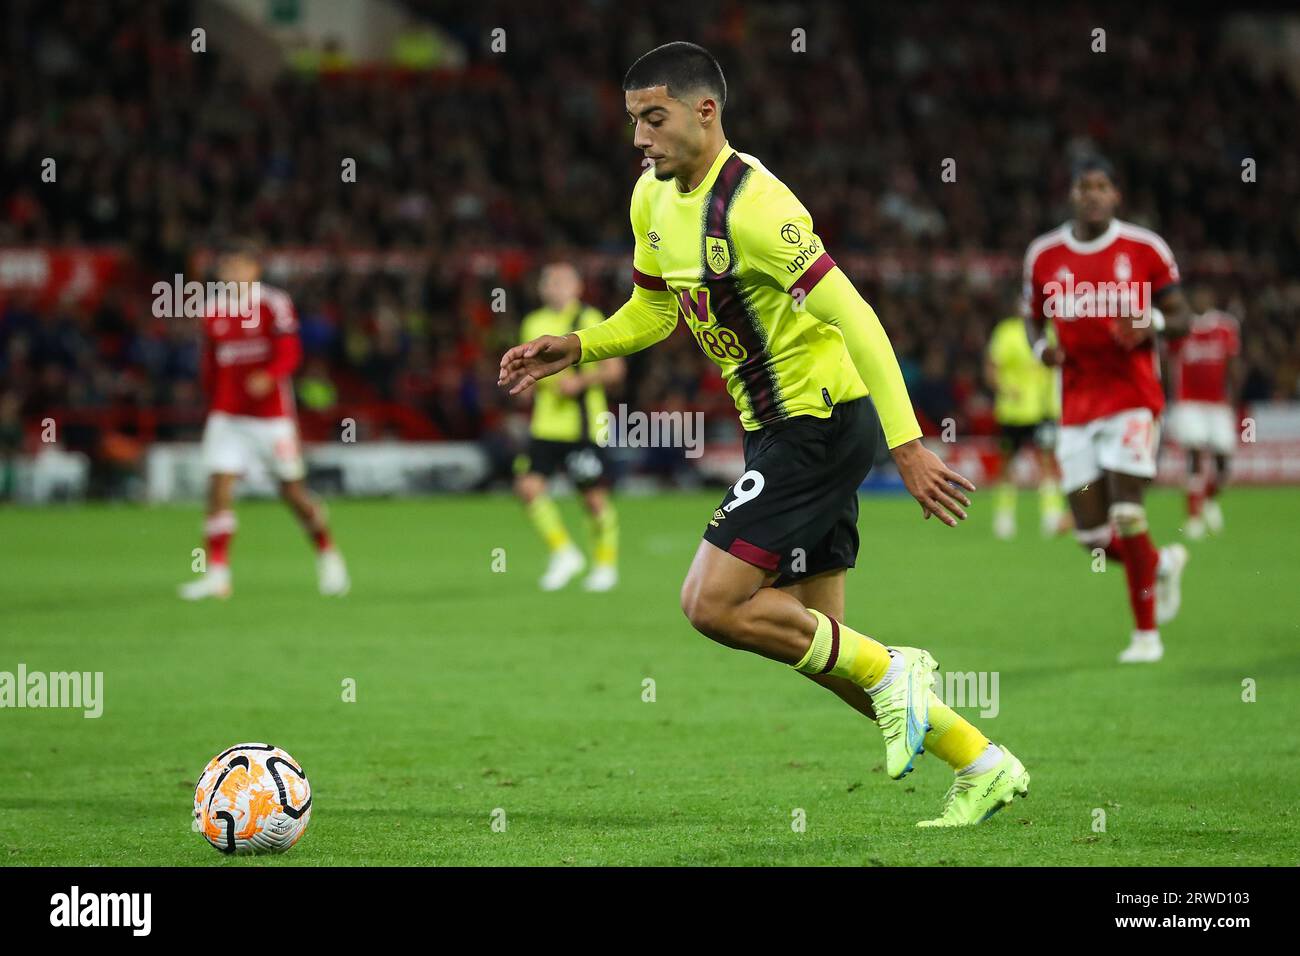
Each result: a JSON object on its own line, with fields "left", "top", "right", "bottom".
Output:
{"left": 201, "top": 412, "right": 306, "bottom": 482}
{"left": 1056, "top": 407, "right": 1160, "bottom": 493}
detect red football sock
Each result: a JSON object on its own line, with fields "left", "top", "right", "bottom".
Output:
{"left": 1118, "top": 530, "right": 1159, "bottom": 631}
{"left": 303, "top": 503, "right": 333, "bottom": 553}
{"left": 1187, "top": 472, "right": 1205, "bottom": 517}
{"left": 1078, "top": 526, "right": 1125, "bottom": 563}
{"left": 205, "top": 510, "right": 237, "bottom": 567}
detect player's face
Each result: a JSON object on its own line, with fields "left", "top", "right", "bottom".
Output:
{"left": 217, "top": 252, "right": 260, "bottom": 284}
{"left": 1069, "top": 171, "right": 1120, "bottom": 228}
{"left": 539, "top": 264, "right": 581, "bottom": 309}
{"left": 626, "top": 86, "right": 708, "bottom": 183}
{"left": 1191, "top": 286, "right": 1214, "bottom": 313}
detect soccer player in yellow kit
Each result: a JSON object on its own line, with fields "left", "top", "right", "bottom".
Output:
{"left": 514, "top": 262, "right": 624, "bottom": 591}
{"left": 986, "top": 312, "right": 1067, "bottom": 539}
{"left": 500, "top": 42, "right": 1028, "bottom": 825}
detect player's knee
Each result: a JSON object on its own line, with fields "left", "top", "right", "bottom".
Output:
{"left": 280, "top": 483, "right": 310, "bottom": 512}
{"left": 514, "top": 474, "right": 540, "bottom": 502}
{"left": 1108, "top": 501, "right": 1147, "bottom": 537}
{"left": 679, "top": 584, "right": 716, "bottom": 637}
{"left": 679, "top": 584, "right": 739, "bottom": 647}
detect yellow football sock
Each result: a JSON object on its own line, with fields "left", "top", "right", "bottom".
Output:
{"left": 1039, "top": 478, "right": 1064, "bottom": 518}
{"left": 995, "top": 481, "right": 1016, "bottom": 518}
{"left": 588, "top": 503, "right": 618, "bottom": 567}
{"left": 924, "top": 693, "right": 990, "bottom": 771}
{"left": 792, "top": 610, "right": 892, "bottom": 688}
{"left": 527, "top": 496, "right": 571, "bottom": 553}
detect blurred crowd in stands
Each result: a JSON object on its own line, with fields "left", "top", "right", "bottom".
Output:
{"left": 2, "top": 0, "right": 1298, "bottom": 476}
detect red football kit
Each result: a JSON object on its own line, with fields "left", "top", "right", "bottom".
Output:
{"left": 1023, "top": 219, "right": 1180, "bottom": 425}
{"left": 201, "top": 283, "right": 302, "bottom": 418}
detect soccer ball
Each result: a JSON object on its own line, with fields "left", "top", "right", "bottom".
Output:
{"left": 192, "top": 742, "right": 312, "bottom": 855}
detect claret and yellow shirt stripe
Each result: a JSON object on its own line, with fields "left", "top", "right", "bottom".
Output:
{"left": 577, "top": 141, "right": 922, "bottom": 448}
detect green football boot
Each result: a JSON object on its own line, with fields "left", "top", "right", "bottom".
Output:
{"left": 917, "top": 746, "right": 1030, "bottom": 827}
{"left": 872, "top": 646, "right": 938, "bottom": 779}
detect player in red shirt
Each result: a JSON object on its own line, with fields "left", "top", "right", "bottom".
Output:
{"left": 1023, "top": 157, "right": 1191, "bottom": 663}
{"left": 179, "top": 242, "right": 349, "bottom": 600}
{"left": 1167, "top": 285, "right": 1242, "bottom": 538}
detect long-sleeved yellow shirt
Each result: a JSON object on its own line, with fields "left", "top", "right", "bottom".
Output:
{"left": 577, "top": 142, "right": 922, "bottom": 448}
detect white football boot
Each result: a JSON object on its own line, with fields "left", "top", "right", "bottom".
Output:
{"left": 179, "top": 565, "right": 232, "bottom": 601}
{"left": 1156, "top": 543, "right": 1189, "bottom": 625}
{"left": 1118, "top": 629, "right": 1164, "bottom": 663}
{"left": 318, "top": 549, "right": 350, "bottom": 596}
{"left": 993, "top": 511, "right": 1016, "bottom": 540}
{"left": 1203, "top": 499, "right": 1224, "bottom": 534}
{"left": 1184, "top": 516, "right": 1207, "bottom": 540}
{"left": 583, "top": 564, "right": 618, "bottom": 592}
{"left": 540, "top": 546, "right": 585, "bottom": 591}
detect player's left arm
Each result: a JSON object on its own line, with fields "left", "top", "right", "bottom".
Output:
{"left": 734, "top": 185, "right": 973, "bottom": 525}
{"left": 1117, "top": 237, "right": 1190, "bottom": 345}
{"left": 248, "top": 292, "right": 302, "bottom": 397}
{"left": 1226, "top": 318, "right": 1244, "bottom": 407}
{"left": 1228, "top": 354, "right": 1245, "bottom": 408}
{"left": 1154, "top": 284, "right": 1191, "bottom": 339}
{"left": 802, "top": 270, "right": 974, "bottom": 525}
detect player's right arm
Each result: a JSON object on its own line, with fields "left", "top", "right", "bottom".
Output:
{"left": 499, "top": 174, "right": 677, "bottom": 395}
{"left": 732, "top": 178, "right": 973, "bottom": 525}
{"left": 1022, "top": 244, "right": 1062, "bottom": 367}
{"left": 556, "top": 310, "right": 628, "bottom": 397}
{"left": 246, "top": 289, "right": 301, "bottom": 398}
{"left": 984, "top": 328, "right": 1002, "bottom": 394}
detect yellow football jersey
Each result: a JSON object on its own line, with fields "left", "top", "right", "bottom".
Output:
{"left": 520, "top": 302, "right": 608, "bottom": 442}
{"left": 988, "top": 316, "right": 1057, "bottom": 425}
{"left": 625, "top": 142, "right": 867, "bottom": 430}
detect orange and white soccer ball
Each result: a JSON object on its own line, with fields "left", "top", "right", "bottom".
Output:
{"left": 192, "top": 743, "right": 312, "bottom": 855}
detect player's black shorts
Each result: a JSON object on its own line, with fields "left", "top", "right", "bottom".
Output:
{"left": 998, "top": 423, "right": 1038, "bottom": 456}
{"left": 1034, "top": 419, "right": 1058, "bottom": 450}
{"left": 703, "top": 397, "right": 878, "bottom": 587}
{"left": 516, "top": 438, "right": 607, "bottom": 489}
{"left": 999, "top": 420, "right": 1057, "bottom": 456}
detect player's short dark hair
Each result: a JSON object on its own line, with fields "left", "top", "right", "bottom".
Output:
{"left": 1071, "top": 155, "right": 1117, "bottom": 186}
{"left": 215, "top": 236, "right": 264, "bottom": 259}
{"left": 623, "top": 41, "right": 726, "bottom": 109}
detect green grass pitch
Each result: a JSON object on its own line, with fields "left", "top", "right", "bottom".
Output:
{"left": 1, "top": 487, "right": 1296, "bottom": 866}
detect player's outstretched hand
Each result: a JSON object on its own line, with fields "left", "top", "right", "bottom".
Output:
{"left": 891, "top": 438, "right": 976, "bottom": 527}
{"left": 498, "top": 333, "right": 582, "bottom": 395}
